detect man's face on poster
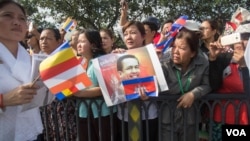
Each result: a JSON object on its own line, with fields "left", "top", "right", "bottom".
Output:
{"left": 119, "top": 58, "right": 140, "bottom": 80}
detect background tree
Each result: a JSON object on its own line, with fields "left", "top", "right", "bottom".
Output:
{"left": 19, "top": 0, "right": 250, "bottom": 42}
{"left": 19, "top": 0, "right": 56, "bottom": 28}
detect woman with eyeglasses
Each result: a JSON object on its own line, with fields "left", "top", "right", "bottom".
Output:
{"left": 26, "top": 26, "right": 43, "bottom": 54}
{"left": 200, "top": 19, "right": 221, "bottom": 57}
{"left": 198, "top": 20, "right": 222, "bottom": 139}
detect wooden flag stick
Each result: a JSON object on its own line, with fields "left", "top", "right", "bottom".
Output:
{"left": 31, "top": 75, "right": 40, "bottom": 87}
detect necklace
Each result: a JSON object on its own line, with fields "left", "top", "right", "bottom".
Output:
{"left": 176, "top": 70, "right": 191, "bottom": 95}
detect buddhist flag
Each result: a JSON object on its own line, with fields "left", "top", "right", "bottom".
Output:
{"left": 156, "top": 15, "right": 188, "bottom": 54}
{"left": 62, "top": 17, "right": 77, "bottom": 32}
{"left": 39, "top": 41, "right": 92, "bottom": 100}
{"left": 121, "top": 76, "right": 158, "bottom": 101}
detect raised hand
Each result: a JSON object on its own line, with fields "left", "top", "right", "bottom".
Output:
{"left": 120, "top": 0, "right": 128, "bottom": 11}
{"left": 233, "top": 42, "right": 246, "bottom": 67}
{"left": 208, "top": 41, "right": 224, "bottom": 61}
{"left": 119, "top": 0, "right": 128, "bottom": 26}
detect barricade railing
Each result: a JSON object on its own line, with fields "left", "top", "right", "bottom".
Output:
{"left": 40, "top": 92, "right": 250, "bottom": 141}
{"left": 40, "top": 69, "right": 250, "bottom": 141}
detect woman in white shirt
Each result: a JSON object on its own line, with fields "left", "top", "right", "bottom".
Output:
{"left": 0, "top": 1, "right": 43, "bottom": 140}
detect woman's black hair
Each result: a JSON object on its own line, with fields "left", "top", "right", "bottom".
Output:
{"left": 122, "top": 21, "right": 146, "bottom": 46}
{"left": 161, "top": 19, "right": 174, "bottom": 31}
{"left": 100, "top": 28, "right": 119, "bottom": 51}
{"left": 175, "top": 27, "right": 199, "bottom": 57}
{"left": 202, "top": 19, "right": 220, "bottom": 40}
{"left": 0, "top": 0, "right": 26, "bottom": 15}
{"left": 79, "top": 29, "right": 106, "bottom": 58}
{"left": 42, "top": 28, "right": 61, "bottom": 41}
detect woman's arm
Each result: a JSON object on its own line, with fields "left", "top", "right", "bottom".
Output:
{"left": 209, "top": 53, "right": 232, "bottom": 91}
{"left": 177, "top": 65, "right": 211, "bottom": 108}
{"left": 119, "top": 1, "right": 128, "bottom": 26}
{"left": 74, "top": 87, "right": 102, "bottom": 98}
{"left": 208, "top": 41, "right": 232, "bottom": 91}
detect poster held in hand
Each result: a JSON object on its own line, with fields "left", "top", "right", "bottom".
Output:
{"left": 93, "top": 44, "right": 168, "bottom": 106}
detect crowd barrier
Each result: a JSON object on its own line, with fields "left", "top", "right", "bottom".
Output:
{"left": 40, "top": 70, "right": 250, "bottom": 141}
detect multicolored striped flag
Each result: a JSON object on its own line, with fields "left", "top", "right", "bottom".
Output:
{"left": 39, "top": 41, "right": 92, "bottom": 100}
{"left": 62, "top": 17, "right": 77, "bottom": 32}
{"left": 156, "top": 15, "right": 188, "bottom": 54}
{"left": 121, "top": 76, "right": 158, "bottom": 101}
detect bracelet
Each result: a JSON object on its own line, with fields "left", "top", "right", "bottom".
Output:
{"left": 0, "top": 94, "right": 4, "bottom": 108}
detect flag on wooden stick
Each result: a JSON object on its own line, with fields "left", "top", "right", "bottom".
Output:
{"left": 39, "top": 41, "right": 92, "bottom": 100}
{"left": 62, "top": 17, "right": 77, "bottom": 32}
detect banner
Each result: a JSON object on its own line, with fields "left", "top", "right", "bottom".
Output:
{"left": 93, "top": 44, "right": 168, "bottom": 106}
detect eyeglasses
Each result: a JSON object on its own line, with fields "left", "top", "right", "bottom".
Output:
{"left": 26, "top": 34, "right": 34, "bottom": 39}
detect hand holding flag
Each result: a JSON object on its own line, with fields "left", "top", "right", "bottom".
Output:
{"left": 156, "top": 15, "right": 188, "bottom": 54}
{"left": 122, "top": 76, "right": 158, "bottom": 101}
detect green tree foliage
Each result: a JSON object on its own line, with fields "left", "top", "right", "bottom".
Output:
{"left": 159, "top": 0, "right": 249, "bottom": 32}
{"left": 19, "top": 0, "right": 250, "bottom": 34}
{"left": 19, "top": 0, "right": 55, "bottom": 28}
{"left": 19, "top": 0, "right": 162, "bottom": 29}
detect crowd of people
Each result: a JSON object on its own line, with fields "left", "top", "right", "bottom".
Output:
{"left": 0, "top": 0, "right": 249, "bottom": 141}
